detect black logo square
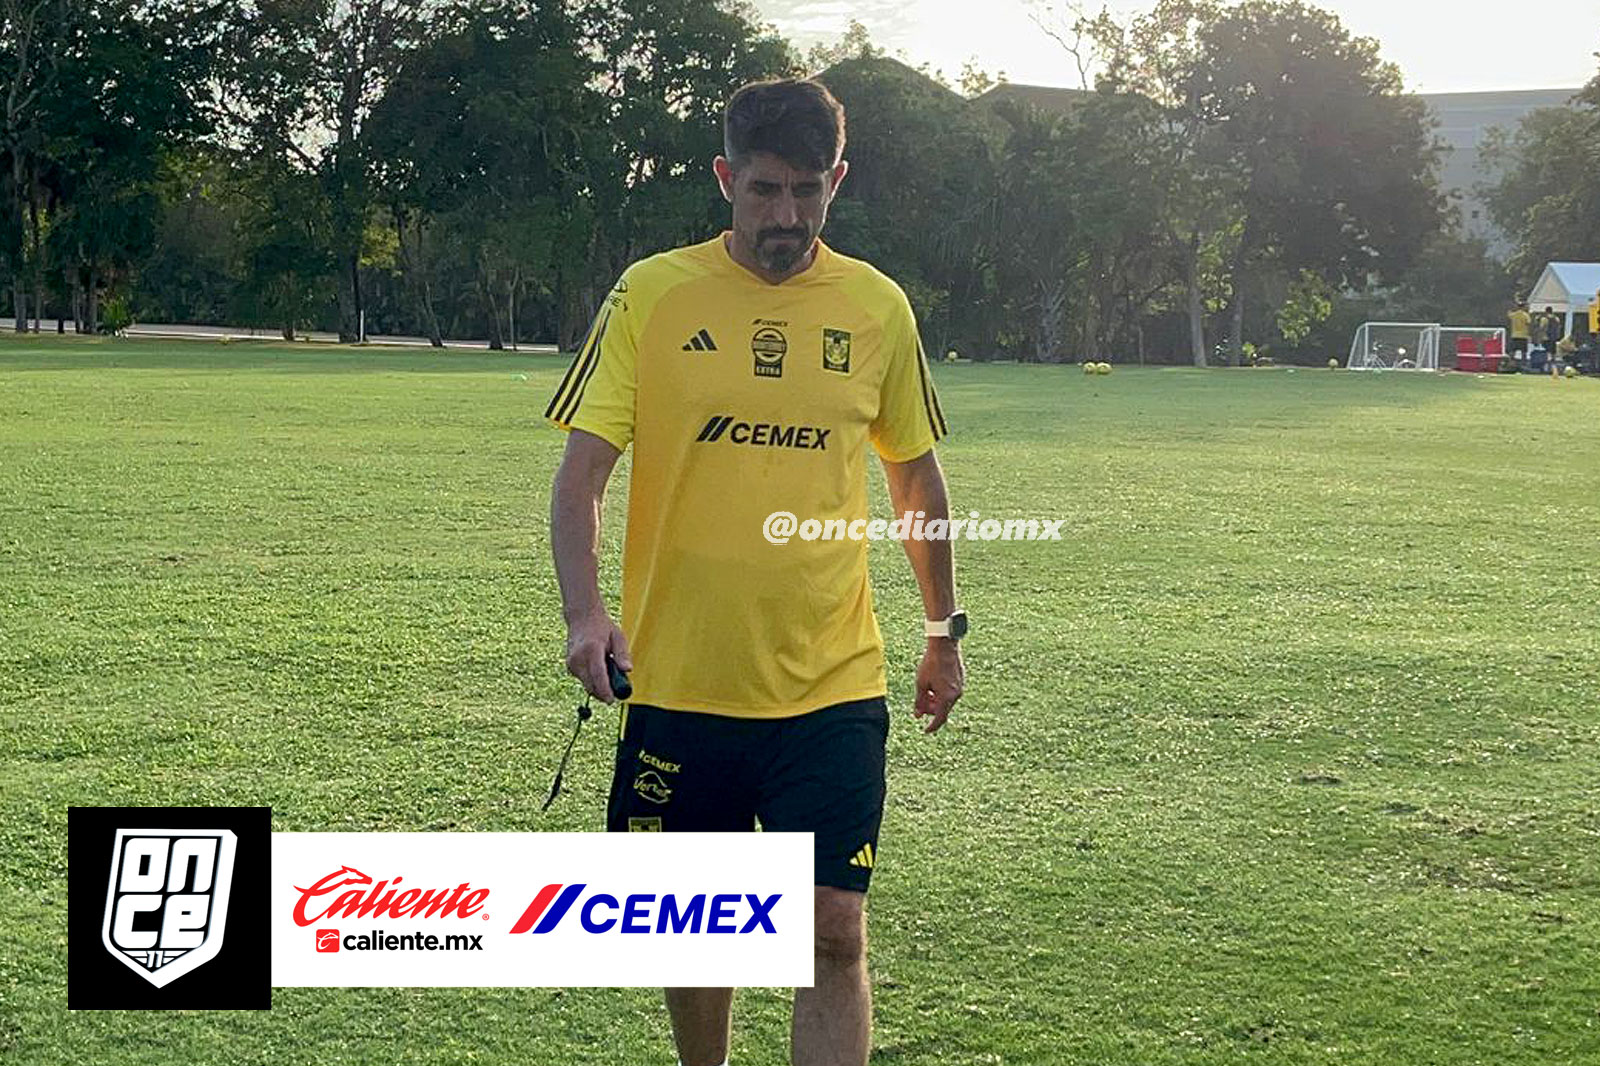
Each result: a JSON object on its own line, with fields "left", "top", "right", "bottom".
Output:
{"left": 68, "top": 806, "right": 271, "bottom": 1009}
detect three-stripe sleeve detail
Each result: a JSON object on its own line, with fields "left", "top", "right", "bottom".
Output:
{"left": 545, "top": 308, "right": 613, "bottom": 424}
{"left": 914, "top": 340, "right": 948, "bottom": 439}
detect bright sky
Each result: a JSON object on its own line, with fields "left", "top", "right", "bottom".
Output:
{"left": 753, "top": 0, "right": 1599, "bottom": 94}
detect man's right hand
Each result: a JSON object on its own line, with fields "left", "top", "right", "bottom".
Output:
{"left": 564, "top": 612, "right": 633, "bottom": 703}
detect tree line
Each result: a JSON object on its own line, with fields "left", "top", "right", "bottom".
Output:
{"left": 1481, "top": 78, "right": 1600, "bottom": 290}
{"left": 2, "top": 0, "right": 1592, "bottom": 361}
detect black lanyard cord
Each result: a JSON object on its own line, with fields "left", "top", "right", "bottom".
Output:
{"left": 541, "top": 696, "right": 593, "bottom": 812}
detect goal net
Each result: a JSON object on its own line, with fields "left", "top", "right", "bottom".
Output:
{"left": 1347, "top": 322, "right": 1440, "bottom": 370}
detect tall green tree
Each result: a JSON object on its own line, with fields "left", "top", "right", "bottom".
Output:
{"left": 1082, "top": 0, "right": 1444, "bottom": 364}
{"left": 1481, "top": 71, "right": 1600, "bottom": 289}
{"left": 2, "top": 0, "right": 69, "bottom": 329}
{"left": 230, "top": 155, "right": 335, "bottom": 340}
{"left": 1067, "top": 88, "right": 1201, "bottom": 361}
{"left": 136, "top": 147, "right": 245, "bottom": 326}
{"left": 212, "top": 0, "right": 434, "bottom": 341}
{"left": 974, "top": 88, "right": 1190, "bottom": 362}
{"left": 803, "top": 16, "right": 878, "bottom": 72}
{"left": 567, "top": 0, "right": 795, "bottom": 346}
{"left": 1089, "top": 0, "right": 1240, "bottom": 365}
{"left": 1195, "top": 1, "right": 1444, "bottom": 363}
{"left": 369, "top": 0, "right": 596, "bottom": 348}
{"left": 988, "top": 101, "right": 1084, "bottom": 360}
{"left": 38, "top": 0, "right": 211, "bottom": 333}
{"left": 0, "top": 0, "right": 215, "bottom": 334}
{"left": 818, "top": 56, "right": 1004, "bottom": 357}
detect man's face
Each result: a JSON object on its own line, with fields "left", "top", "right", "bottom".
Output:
{"left": 716, "top": 152, "right": 847, "bottom": 276}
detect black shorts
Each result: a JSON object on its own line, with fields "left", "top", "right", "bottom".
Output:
{"left": 1510, "top": 336, "right": 1529, "bottom": 355}
{"left": 606, "top": 697, "right": 889, "bottom": 892}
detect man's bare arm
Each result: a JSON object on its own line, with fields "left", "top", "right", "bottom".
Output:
{"left": 881, "top": 448, "right": 963, "bottom": 733}
{"left": 551, "top": 429, "right": 631, "bottom": 701}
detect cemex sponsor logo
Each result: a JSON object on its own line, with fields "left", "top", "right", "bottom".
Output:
{"left": 510, "top": 884, "right": 781, "bottom": 935}
{"left": 292, "top": 866, "right": 489, "bottom": 926}
{"left": 695, "top": 415, "right": 830, "bottom": 450}
{"left": 314, "top": 927, "right": 484, "bottom": 952}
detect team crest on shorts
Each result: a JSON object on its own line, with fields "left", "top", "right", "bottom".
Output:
{"left": 822, "top": 328, "right": 851, "bottom": 373}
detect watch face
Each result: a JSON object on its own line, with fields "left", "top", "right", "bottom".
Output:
{"left": 949, "top": 611, "right": 968, "bottom": 640}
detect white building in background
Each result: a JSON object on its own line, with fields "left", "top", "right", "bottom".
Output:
{"left": 1421, "top": 89, "right": 1580, "bottom": 254}
{"left": 972, "top": 80, "right": 1585, "bottom": 260}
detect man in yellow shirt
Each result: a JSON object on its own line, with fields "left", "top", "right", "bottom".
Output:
{"left": 1507, "top": 300, "right": 1531, "bottom": 362}
{"left": 548, "top": 79, "right": 963, "bottom": 1066}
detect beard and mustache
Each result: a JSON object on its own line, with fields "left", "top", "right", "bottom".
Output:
{"left": 755, "top": 226, "right": 812, "bottom": 273}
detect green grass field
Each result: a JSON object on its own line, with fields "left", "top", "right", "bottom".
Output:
{"left": 3, "top": 336, "right": 1598, "bottom": 1064}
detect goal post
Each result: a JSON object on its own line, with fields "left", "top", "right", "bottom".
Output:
{"left": 1347, "top": 322, "right": 1440, "bottom": 370}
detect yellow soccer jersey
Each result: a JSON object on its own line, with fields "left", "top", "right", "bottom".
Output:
{"left": 546, "top": 233, "right": 947, "bottom": 718}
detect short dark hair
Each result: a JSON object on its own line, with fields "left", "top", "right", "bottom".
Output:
{"left": 724, "top": 79, "right": 845, "bottom": 173}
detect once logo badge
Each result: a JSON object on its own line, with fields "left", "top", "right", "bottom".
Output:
{"left": 101, "top": 829, "right": 237, "bottom": 988}
{"left": 752, "top": 327, "right": 786, "bottom": 378}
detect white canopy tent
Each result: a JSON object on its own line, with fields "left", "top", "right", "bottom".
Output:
{"left": 1527, "top": 262, "right": 1600, "bottom": 337}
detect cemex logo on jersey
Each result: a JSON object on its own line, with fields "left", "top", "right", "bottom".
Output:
{"left": 291, "top": 866, "right": 490, "bottom": 926}
{"left": 510, "top": 883, "right": 782, "bottom": 936}
{"left": 69, "top": 807, "right": 271, "bottom": 1010}
{"left": 695, "top": 415, "right": 830, "bottom": 450}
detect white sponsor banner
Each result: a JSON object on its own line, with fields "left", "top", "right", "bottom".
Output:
{"left": 271, "top": 833, "right": 814, "bottom": 987}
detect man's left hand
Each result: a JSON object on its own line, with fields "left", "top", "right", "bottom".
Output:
{"left": 912, "top": 638, "right": 964, "bottom": 734}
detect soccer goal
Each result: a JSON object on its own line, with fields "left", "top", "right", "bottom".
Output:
{"left": 1347, "top": 322, "right": 1440, "bottom": 370}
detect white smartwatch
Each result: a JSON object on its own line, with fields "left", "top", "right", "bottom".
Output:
{"left": 924, "top": 610, "right": 968, "bottom": 642}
